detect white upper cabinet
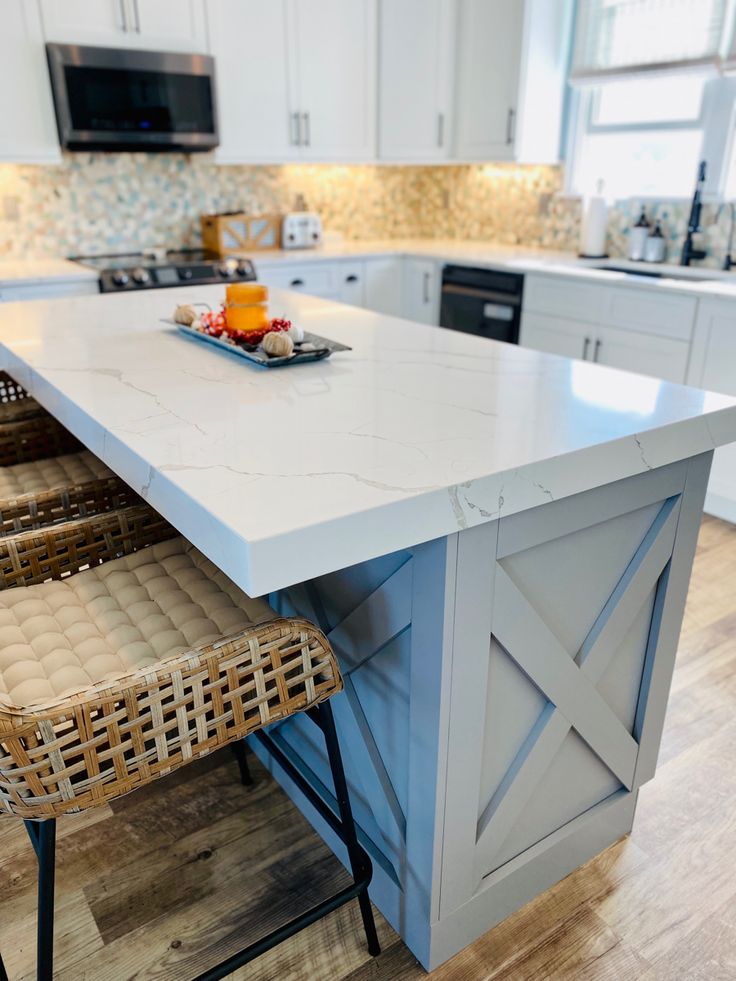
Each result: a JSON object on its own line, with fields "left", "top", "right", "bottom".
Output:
{"left": 291, "top": 0, "right": 376, "bottom": 161}
{"left": 0, "top": 0, "right": 61, "bottom": 163}
{"left": 207, "top": 0, "right": 376, "bottom": 163}
{"left": 40, "top": 0, "right": 207, "bottom": 52}
{"left": 378, "top": 0, "right": 455, "bottom": 161}
{"left": 455, "top": 0, "right": 573, "bottom": 163}
{"left": 209, "top": 0, "right": 297, "bottom": 163}
{"left": 127, "top": 0, "right": 207, "bottom": 50}
{"left": 454, "top": 0, "right": 523, "bottom": 161}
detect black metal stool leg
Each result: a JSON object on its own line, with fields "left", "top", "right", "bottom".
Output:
{"left": 230, "top": 738, "right": 254, "bottom": 786}
{"left": 24, "top": 819, "right": 56, "bottom": 981}
{"left": 317, "top": 701, "right": 381, "bottom": 956}
{"left": 0, "top": 951, "right": 9, "bottom": 981}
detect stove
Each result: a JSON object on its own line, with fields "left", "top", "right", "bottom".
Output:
{"left": 72, "top": 248, "right": 258, "bottom": 293}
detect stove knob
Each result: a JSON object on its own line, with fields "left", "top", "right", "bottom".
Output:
{"left": 111, "top": 269, "right": 129, "bottom": 287}
{"left": 218, "top": 259, "right": 237, "bottom": 277}
{"left": 236, "top": 260, "right": 253, "bottom": 278}
{"left": 132, "top": 267, "right": 150, "bottom": 285}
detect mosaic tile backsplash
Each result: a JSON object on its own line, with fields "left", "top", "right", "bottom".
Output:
{"left": 0, "top": 153, "right": 732, "bottom": 267}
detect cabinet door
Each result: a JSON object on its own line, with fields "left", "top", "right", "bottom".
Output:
{"left": 378, "top": 0, "right": 454, "bottom": 161}
{"left": 594, "top": 325, "right": 689, "bottom": 383}
{"left": 686, "top": 299, "right": 736, "bottom": 522}
{"left": 0, "top": 0, "right": 61, "bottom": 163}
{"left": 403, "top": 260, "right": 439, "bottom": 324}
{"left": 338, "top": 263, "right": 366, "bottom": 307}
{"left": 208, "top": 0, "right": 297, "bottom": 163}
{"left": 39, "top": 0, "right": 127, "bottom": 45}
{"left": 364, "top": 258, "right": 404, "bottom": 317}
{"left": 129, "top": 0, "right": 207, "bottom": 51}
{"left": 290, "top": 0, "right": 376, "bottom": 161}
{"left": 519, "top": 312, "right": 591, "bottom": 360}
{"left": 455, "top": 0, "right": 524, "bottom": 160}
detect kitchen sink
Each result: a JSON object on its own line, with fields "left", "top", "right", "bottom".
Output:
{"left": 591, "top": 264, "right": 711, "bottom": 283}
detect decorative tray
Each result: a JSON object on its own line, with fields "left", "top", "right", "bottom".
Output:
{"left": 168, "top": 321, "right": 352, "bottom": 368}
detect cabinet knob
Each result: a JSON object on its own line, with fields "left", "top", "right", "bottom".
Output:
{"left": 346, "top": 275, "right": 359, "bottom": 284}
{"left": 290, "top": 278, "right": 305, "bottom": 288}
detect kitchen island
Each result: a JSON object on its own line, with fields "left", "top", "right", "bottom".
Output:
{"left": 0, "top": 286, "right": 734, "bottom": 970}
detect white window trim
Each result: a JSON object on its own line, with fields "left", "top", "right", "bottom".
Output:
{"left": 564, "top": 75, "right": 736, "bottom": 201}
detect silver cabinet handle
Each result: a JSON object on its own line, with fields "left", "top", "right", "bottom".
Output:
{"left": 506, "top": 107, "right": 516, "bottom": 146}
{"left": 423, "top": 271, "right": 431, "bottom": 304}
{"left": 582, "top": 336, "right": 591, "bottom": 360}
{"left": 132, "top": 0, "right": 141, "bottom": 33}
{"left": 593, "top": 338, "right": 602, "bottom": 362}
{"left": 290, "top": 112, "right": 301, "bottom": 146}
{"left": 117, "top": 0, "right": 127, "bottom": 30}
{"left": 437, "top": 112, "right": 445, "bottom": 148}
{"left": 302, "top": 112, "right": 311, "bottom": 147}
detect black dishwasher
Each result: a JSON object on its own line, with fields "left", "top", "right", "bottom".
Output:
{"left": 439, "top": 265, "right": 524, "bottom": 344}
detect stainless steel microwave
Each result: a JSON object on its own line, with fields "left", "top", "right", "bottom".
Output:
{"left": 46, "top": 43, "right": 219, "bottom": 152}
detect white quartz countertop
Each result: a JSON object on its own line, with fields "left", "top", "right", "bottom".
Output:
{"left": 255, "top": 238, "right": 736, "bottom": 300}
{"left": 0, "top": 258, "right": 98, "bottom": 288}
{"left": 0, "top": 285, "right": 734, "bottom": 595}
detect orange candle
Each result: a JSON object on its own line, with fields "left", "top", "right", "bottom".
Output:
{"left": 225, "top": 283, "right": 269, "bottom": 334}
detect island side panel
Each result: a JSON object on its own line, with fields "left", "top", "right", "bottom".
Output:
{"left": 432, "top": 452, "right": 712, "bottom": 970}
{"left": 253, "top": 534, "right": 458, "bottom": 967}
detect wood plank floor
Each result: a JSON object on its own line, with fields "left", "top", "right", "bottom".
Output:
{"left": 1, "top": 516, "right": 735, "bottom": 980}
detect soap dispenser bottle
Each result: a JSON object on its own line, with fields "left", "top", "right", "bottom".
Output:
{"left": 628, "top": 208, "right": 650, "bottom": 261}
{"left": 644, "top": 221, "right": 666, "bottom": 263}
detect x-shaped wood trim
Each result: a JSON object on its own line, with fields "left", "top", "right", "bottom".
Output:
{"left": 475, "top": 496, "right": 681, "bottom": 874}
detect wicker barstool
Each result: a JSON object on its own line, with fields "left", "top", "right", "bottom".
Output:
{"left": 0, "top": 371, "right": 41, "bottom": 424}
{"left": 0, "top": 506, "right": 379, "bottom": 980}
{"left": 0, "top": 411, "right": 136, "bottom": 534}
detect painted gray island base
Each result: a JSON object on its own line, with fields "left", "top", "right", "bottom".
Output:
{"left": 257, "top": 453, "right": 710, "bottom": 969}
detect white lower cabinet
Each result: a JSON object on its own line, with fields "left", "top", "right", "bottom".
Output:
{"left": 364, "top": 258, "right": 404, "bottom": 316}
{"left": 258, "top": 255, "right": 427, "bottom": 322}
{"left": 519, "top": 311, "right": 589, "bottom": 360}
{"left": 258, "top": 262, "right": 340, "bottom": 301}
{"left": 403, "top": 259, "right": 440, "bottom": 325}
{"left": 338, "top": 263, "right": 366, "bottom": 307}
{"left": 594, "top": 324, "right": 689, "bottom": 383}
{"left": 521, "top": 274, "right": 695, "bottom": 383}
{"left": 687, "top": 298, "right": 736, "bottom": 522}
{"left": 520, "top": 311, "right": 690, "bottom": 383}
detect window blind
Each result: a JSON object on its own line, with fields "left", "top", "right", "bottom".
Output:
{"left": 570, "top": 0, "right": 729, "bottom": 83}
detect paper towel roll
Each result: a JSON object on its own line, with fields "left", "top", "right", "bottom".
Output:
{"left": 580, "top": 194, "right": 608, "bottom": 258}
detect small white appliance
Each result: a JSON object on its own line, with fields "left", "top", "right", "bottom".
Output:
{"left": 282, "top": 212, "right": 323, "bottom": 249}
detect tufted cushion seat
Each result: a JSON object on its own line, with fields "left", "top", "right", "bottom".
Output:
{"left": 0, "top": 536, "right": 273, "bottom": 713}
{"left": 0, "top": 450, "right": 113, "bottom": 499}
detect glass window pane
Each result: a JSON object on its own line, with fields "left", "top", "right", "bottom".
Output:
{"left": 592, "top": 75, "right": 705, "bottom": 126}
{"left": 574, "top": 128, "right": 703, "bottom": 197}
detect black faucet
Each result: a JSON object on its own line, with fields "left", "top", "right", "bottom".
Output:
{"left": 681, "top": 160, "right": 708, "bottom": 266}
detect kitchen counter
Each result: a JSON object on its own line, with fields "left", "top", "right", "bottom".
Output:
{"left": 0, "top": 257, "right": 98, "bottom": 287}
{"left": 0, "top": 285, "right": 732, "bottom": 595}
{"left": 0, "top": 286, "right": 732, "bottom": 970}
{"left": 255, "top": 237, "right": 736, "bottom": 300}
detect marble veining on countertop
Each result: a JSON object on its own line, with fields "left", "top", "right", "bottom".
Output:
{"left": 0, "top": 285, "right": 733, "bottom": 595}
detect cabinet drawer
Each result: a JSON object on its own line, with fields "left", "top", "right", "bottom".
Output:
{"left": 257, "top": 262, "right": 338, "bottom": 298}
{"left": 523, "top": 275, "right": 611, "bottom": 323}
{"left": 603, "top": 287, "right": 697, "bottom": 342}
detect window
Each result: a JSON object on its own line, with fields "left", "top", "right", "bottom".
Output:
{"left": 566, "top": 0, "right": 736, "bottom": 200}
{"left": 569, "top": 74, "right": 708, "bottom": 197}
